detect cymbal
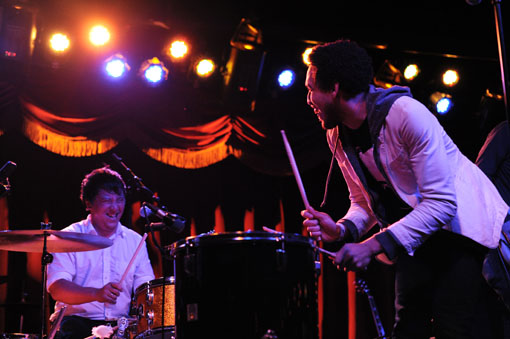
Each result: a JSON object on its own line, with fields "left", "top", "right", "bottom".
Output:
{"left": 0, "top": 230, "right": 113, "bottom": 253}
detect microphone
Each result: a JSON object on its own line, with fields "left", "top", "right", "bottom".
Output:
{"left": 0, "top": 161, "right": 16, "bottom": 197}
{"left": 0, "top": 161, "right": 16, "bottom": 182}
{"left": 140, "top": 203, "right": 186, "bottom": 233}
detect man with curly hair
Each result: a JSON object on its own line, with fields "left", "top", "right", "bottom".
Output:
{"left": 302, "top": 39, "right": 509, "bottom": 338}
{"left": 47, "top": 166, "right": 155, "bottom": 339}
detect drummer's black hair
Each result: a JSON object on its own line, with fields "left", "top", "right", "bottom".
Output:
{"left": 80, "top": 166, "right": 126, "bottom": 204}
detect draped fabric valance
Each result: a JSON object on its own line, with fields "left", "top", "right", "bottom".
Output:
{"left": 0, "top": 60, "right": 330, "bottom": 175}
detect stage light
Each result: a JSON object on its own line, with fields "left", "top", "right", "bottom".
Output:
{"left": 374, "top": 60, "right": 403, "bottom": 88}
{"left": 89, "top": 25, "right": 110, "bottom": 47}
{"left": 442, "top": 69, "right": 459, "bottom": 87}
{"left": 302, "top": 47, "right": 313, "bottom": 66}
{"left": 195, "top": 58, "right": 215, "bottom": 78}
{"left": 277, "top": 69, "right": 295, "bottom": 89}
{"left": 404, "top": 64, "right": 419, "bottom": 81}
{"left": 104, "top": 54, "right": 130, "bottom": 79}
{"left": 49, "top": 33, "right": 70, "bottom": 53}
{"left": 0, "top": 4, "right": 36, "bottom": 63}
{"left": 168, "top": 40, "right": 189, "bottom": 60}
{"left": 223, "top": 18, "right": 265, "bottom": 111}
{"left": 140, "top": 57, "right": 168, "bottom": 84}
{"left": 430, "top": 91, "right": 453, "bottom": 114}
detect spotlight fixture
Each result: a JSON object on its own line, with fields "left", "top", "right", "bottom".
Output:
{"left": 442, "top": 69, "right": 459, "bottom": 87}
{"left": 277, "top": 69, "right": 296, "bottom": 89}
{"left": 429, "top": 91, "right": 453, "bottom": 115}
{"left": 223, "top": 18, "right": 265, "bottom": 111}
{"left": 230, "top": 18, "right": 262, "bottom": 51}
{"left": 195, "top": 58, "right": 215, "bottom": 78}
{"left": 140, "top": 57, "right": 169, "bottom": 84}
{"left": 168, "top": 40, "right": 189, "bottom": 60}
{"left": 403, "top": 64, "right": 420, "bottom": 81}
{"left": 374, "top": 60, "right": 403, "bottom": 88}
{"left": 104, "top": 54, "right": 130, "bottom": 79}
{"left": 89, "top": 25, "right": 111, "bottom": 47}
{"left": 49, "top": 33, "right": 70, "bottom": 53}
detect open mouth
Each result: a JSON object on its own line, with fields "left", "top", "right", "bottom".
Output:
{"left": 106, "top": 212, "right": 119, "bottom": 221}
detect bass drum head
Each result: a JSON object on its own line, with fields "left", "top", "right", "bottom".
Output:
{"left": 168, "top": 231, "right": 319, "bottom": 339}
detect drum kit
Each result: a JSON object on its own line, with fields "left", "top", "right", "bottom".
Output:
{"left": 0, "top": 228, "right": 321, "bottom": 339}
{"left": 0, "top": 139, "right": 323, "bottom": 339}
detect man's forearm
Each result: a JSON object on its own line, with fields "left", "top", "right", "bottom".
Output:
{"left": 48, "top": 279, "right": 99, "bottom": 305}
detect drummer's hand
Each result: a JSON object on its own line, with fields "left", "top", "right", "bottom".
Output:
{"left": 301, "top": 206, "right": 339, "bottom": 242}
{"left": 97, "top": 282, "right": 122, "bottom": 304}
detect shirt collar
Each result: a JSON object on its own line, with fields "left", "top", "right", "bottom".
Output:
{"left": 84, "top": 214, "right": 126, "bottom": 239}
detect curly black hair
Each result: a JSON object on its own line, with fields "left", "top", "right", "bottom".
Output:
{"left": 80, "top": 166, "right": 126, "bottom": 204}
{"left": 309, "top": 39, "right": 373, "bottom": 98}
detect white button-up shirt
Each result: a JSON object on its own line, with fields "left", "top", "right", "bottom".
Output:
{"left": 47, "top": 215, "right": 155, "bottom": 320}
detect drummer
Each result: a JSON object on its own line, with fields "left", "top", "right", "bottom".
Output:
{"left": 47, "top": 166, "right": 155, "bottom": 339}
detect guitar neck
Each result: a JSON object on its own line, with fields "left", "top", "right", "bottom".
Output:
{"left": 366, "top": 294, "right": 386, "bottom": 339}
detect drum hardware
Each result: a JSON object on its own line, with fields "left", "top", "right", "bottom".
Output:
{"left": 261, "top": 329, "right": 278, "bottom": 339}
{"left": 0, "top": 161, "right": 16, "bottom": 198}
{"left": 275, "top": 235, "right": 286, "bottom": 272}
{"left": 0, "top": 334, "right": 38, "bottom": 338}
{"left": 113, "top": 316, "right": 132, "bottom": 338}
{"left": 186, "top": 304, "right": 198, "bottom": 322}
{"left": 0, "top": 225, "right": 113, "bottom": 339}
{"left": 47, "top": 306, "right": 66, "bottom": 339}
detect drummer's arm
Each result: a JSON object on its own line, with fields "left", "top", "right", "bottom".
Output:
{"left": 49, "top": 279, "right": 122, "bottom": 305}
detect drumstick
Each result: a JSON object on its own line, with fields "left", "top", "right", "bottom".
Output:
{"left": 119, "top": 233, "right": 148, "bottom": 284}
{"left": 281, "top": 130, "right": 310, "bottom": 210}
{"left": 317, "top": 247, "right": 336, "bottom": 259}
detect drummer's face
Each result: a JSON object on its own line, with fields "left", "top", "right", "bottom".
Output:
{"left": 87, "top": 189, "right": 126, "bottom": 237}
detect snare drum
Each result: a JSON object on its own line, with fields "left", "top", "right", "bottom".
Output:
{"left": 169, "top": 231, "right": 319, "bottom": 339}
{"left": 132, "top": 277, "right": 175, "bottom": 339}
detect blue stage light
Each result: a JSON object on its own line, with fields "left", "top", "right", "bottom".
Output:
{"left": 277, "top": 69, "right": 295, "bottom": 89}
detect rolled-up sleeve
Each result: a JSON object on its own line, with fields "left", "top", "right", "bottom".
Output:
{"left": 47, "top": 251, "right": 76, "bottom": 292}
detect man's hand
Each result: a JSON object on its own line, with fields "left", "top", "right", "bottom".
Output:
{"left": 96, "top": 282, "right": 122, "bottom": 304}
{"left": 335, "top": 236, "right": 382, "bottom": 271}
{"left": 301, "top": 206, "right": 340, "bottom": 242}
{"left": 49, "top": 279, "right": 123, "bottom": 305}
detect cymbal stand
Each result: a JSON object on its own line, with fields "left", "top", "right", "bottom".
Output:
{"left": 41, "top": 222, "right": 53, "bottom": 339}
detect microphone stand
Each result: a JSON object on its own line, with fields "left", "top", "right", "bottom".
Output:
{"left": 41, "top": 223, "right": 54, "bottom": 339}
{"left": 112, "top": 155, "right": 184, "bottom": 339}
{"left": 141, "top": 203, "right": 168, "bottom": 339}
{"left": 491, "top": 0, "right": 509, "bottom": 121}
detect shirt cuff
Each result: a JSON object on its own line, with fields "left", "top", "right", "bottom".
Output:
{"left": 338, "top": 219, "right": 358, "bottom": 242}
{"left": 375, "top": 230, "right": 403, "bottom": 260}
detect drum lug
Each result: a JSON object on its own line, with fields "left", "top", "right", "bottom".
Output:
{"left": 146, "top": 310, "right": 154, "bottom": 327}
{"left": 137, "top": 304, "right": 144, "bottom": 320}
{"left": 146, "top": 290, "right": 154, "bottom": 306}
{"left": 276, "top": 248, "right": 286, "bottom": 272}
{"left": 261, "top": 329, "right": 279, "bottom": 338}
{"left": 315, "top": 259, "right": 321, "bottom": 274}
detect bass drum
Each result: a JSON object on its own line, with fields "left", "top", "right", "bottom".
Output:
{"left": 168, "top": 231, "right": 319, "bottom": 339}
